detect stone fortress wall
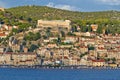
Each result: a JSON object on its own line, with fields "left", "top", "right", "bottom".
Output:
{"left": 37, "top": 20, "right": 71, "bottom": 29}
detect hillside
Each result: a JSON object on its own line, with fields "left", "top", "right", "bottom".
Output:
{"left": 6, "top": 6, "right": 120, "bottom": 21}
{"left": 0, "top": 5, "right": 120, "bottom": 34}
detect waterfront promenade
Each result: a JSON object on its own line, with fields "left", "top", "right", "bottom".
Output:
{"left": 0, "top": 65, "right": 119, "bottom": 69}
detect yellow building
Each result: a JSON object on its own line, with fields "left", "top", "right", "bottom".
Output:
{"left": 12, "top": 52, "right": 37, "bottom": 66}
{"left": 0, "top": 53, "right": 12, "bottom": 65}
{"left": 91, "top": 24, "right": 98, "bottom": 32}
{"left": 108, "top": 63, "right": 117, "bottom": 68}
{"left": 69, "top": 58, "right": 80, "bottom": 66}
{"left": 92, "top": 60, "right": 105, "bottom": 67}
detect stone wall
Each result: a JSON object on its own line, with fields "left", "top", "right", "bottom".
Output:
{"left": 37, "top": 20, "right": 71, "bottom": 29}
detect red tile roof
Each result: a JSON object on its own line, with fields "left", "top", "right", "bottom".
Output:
{"left": 0, "top": 33, "right": 6, "bottom": 36}
{"left": 92, "top": 59, "right": 105, "bottom": 62}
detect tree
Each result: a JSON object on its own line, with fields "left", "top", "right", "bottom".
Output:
{"left": 22, "top": 40, "right": 26, "bottom": 45}
{"left": 105, "top": 28, "right": 110, "bottom": 35}
{"left": 19, "top": 16, "right": 24, "bottom": 20}
{"left": 46, "top": 28, "right": 51, "bottom": 38}
{"left": 111, "top": 57, "right": 116, "bottom": 63}
{"left": 88, "top": 46, "right": 95, "bottom": 50}
{"left": 57, "top": 36, "right": 61, "bottom": 44}
{"left": 18, "top": 23, "right": 31, "bottom": 32}
{"left": 61, "top": 31, "right": 65, "bottom": 37}
{"left": 97, "top": 26, "right": 103, "bottom": 34}
{"left": 67, "top": 32, "right": 76, "bottom": 36}
{"left": 87, "top": 26, "right": 92, "bottom": 32}
{"left": 34, "top": 32, "right": 41, "bottom": 40}
{"left": 12, "top": 28, "right": 18, "bottom": 34}
{"left": 81, "top": 26, "right": 87, "bottom": 32}
{"left": 71, "top": 26, "right": 77, "bottom": 32}
{"left": 27, "top": 17, "right": 32, "bottom": 23}
{"left": 24, "top": 32, "right": 41, "bottom": 41}
{"left": 80, "top": 52, "right": 88, "bottom": 58}
{"left": 29, "top": 44, "right": 39, "bottom": 52}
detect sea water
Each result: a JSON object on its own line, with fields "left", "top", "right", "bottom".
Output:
{"left": 0, "top": 68, "right": 119, "bottom": 80}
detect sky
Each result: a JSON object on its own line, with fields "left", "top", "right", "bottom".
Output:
{"left": 0, "top": 0, "right": 120, "bottom": 12}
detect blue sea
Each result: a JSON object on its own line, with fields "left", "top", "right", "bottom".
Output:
{"left": 0, "top": 68, "right": 119, "bottom": 80}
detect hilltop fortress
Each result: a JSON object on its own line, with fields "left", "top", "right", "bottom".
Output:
{"left": 37, "top": 20, "right": 71, "bottom": 29}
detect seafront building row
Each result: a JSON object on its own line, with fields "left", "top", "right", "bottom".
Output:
{"left": 0, "top": 51, "right": 118, "bottom": 68}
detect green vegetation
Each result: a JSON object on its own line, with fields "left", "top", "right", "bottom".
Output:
{"left": 24, "top": 32, "right": 41, "bottom": 41}
{"left": 88, "top": 46, "right": 95, "bottom": 50}
{"left": 80, "top": 52, "right": 88, "bottom": 58}
{"left": 6, "top": 6, "right": 120, "bottom": 21}
{"left": 0, "top": 5, "right": 120, "bottom": 35}
{"left": 105, "top": 57, "right": 116, "bottom": 63}
{"left": 67, "top": 32, "right": 76, "bottom": 36}
{"left": 60, "top": 42, "right": 73, "bottom": 45}
{"left": 29, "top": 44, "right": 39, "bottom": 52}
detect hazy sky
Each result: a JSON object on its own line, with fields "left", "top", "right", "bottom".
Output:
{"left": 0, "top": 0, "right": 120, "bottom": 12}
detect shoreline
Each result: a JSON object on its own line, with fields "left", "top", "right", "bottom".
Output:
{"left": 0, "top": 65, "right": 119, "bottom": 69}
